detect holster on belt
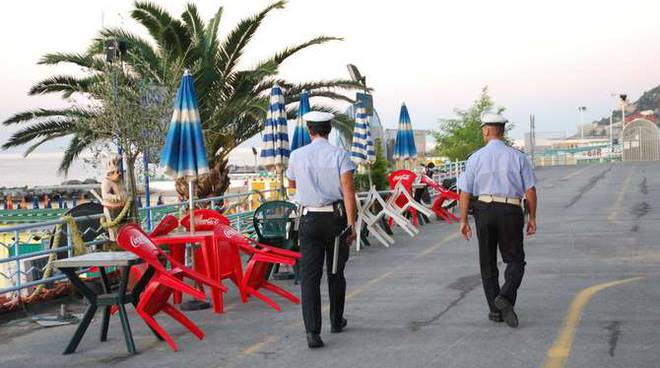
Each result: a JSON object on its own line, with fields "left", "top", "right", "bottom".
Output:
{"left": 332, "top": 200, "right": 346, "bottom": 220}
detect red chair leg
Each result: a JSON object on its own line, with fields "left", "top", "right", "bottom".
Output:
{"left": 162, "top": 303, "right": 204, "bottom": 340}
{"left": 137, "top": 309, "right": 179, "bottom": 352}
{"left": 160, "top": 274, "right": 207, "bottom": 301}
{"left": 410, "top": 208, "right": 419, "bottom": 226}
{"left": 263, "top": 282, "right": 300, "bottom": 304}
{"left": 247, "top": 287, "right": 282, "bottom": 311}
{"left": 208, "top": 281, "right": 224, "bottom": 313}
{"left": 169, "top": 245, "right": 186, "bottom": 304}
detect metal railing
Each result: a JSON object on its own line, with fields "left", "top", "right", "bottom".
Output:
{"left": 0, "top": 189, "right": 279, "bottom": 300}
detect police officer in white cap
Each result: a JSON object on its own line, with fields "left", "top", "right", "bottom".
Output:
{"left": 286, "top": 111, "right": 357, "bottom": 348}
{"left": 457, "top": 111, "right": 538, "bottom": 328}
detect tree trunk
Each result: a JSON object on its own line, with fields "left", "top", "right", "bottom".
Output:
{"left": 175, "top": 156, "right": 230, "bottom": 202}
{"left": 124, "top": 156, "right": 140, "bottom": 222}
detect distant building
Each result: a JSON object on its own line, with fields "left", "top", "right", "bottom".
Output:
{"left": 384, "top": 129, "right": 428, "bottom": 162}
{"left": 622, "top": 117, "right": 660, "bottom": 161}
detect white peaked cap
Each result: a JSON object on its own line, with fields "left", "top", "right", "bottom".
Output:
{"left": 303, "top": 111, "right": 335, "bottom": 123}
{"left": 480, "top": 111, "right": 508, "bottom": 126}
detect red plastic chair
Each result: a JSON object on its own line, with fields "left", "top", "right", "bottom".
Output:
{"left": 180, "top": 209, "right": 246, "bottom": 300}
{"left": 420, "top": 175, "right": 460, "bottom": 224}
{"left": 214, "top": 223, "right": 301, "bottom": 311}
{"left": 116, "top": 223, "right": 227, "bottom": 351}
{"left": 387, "top": 169, "right": 421, "bottom": 226}
{"left": 112, "top": 215, "right": 179, "bottom": 313}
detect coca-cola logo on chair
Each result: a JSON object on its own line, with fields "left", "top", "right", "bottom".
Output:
{"left": 195, "top": 217, "right": 220, "bottom": 225}
{"left": 393, "top": 174, "right": 411, "bottom": 182}
{"left": 129, "top": 233, "right": 150, "bottom": 248}
{"left": 222, "top": 227, "right": 241, "bottom": 239}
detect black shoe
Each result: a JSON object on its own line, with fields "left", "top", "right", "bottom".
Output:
{"left": 494, "top": 296, "right": 519, "bottom": 328}
{"left": 331, "top": 318, "right": 348, "bottom": 333}
{"left": 306, "top": 333, "right": 324, "bottom": 348}
{"left": 488, "top": 312, "right": 503, "bottom": 323}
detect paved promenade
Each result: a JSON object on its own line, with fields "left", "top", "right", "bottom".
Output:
{"left": 2, "top": 162, "right": 660, "bottom": 367}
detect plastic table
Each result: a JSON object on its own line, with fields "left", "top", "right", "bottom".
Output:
{"left": 53, "top": 252, "right": 156, "bottom": 355}
{"left": 150, "top": 230, "right": 223, "bottom": 313}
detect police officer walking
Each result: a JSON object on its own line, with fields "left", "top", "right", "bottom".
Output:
{"left": 286, "top": 111, "right": 357, "bottom": 348}
{"left": 457, "top": 111, "right": 537, "bottom": 328}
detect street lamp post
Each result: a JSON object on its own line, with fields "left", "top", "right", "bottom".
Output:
{"left": 619, "top": 94, "right": 627, "bottom": 129}
{"left": 609, "top": 109, "right": 614, "bottom": 159}
{"left": 578, "top": 106, "right": 587, "bottom": 141}
{"left": 251, "top": 147, "right": 258, "bottom": 173}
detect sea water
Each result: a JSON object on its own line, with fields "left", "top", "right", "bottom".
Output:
{"left": 0, "top": 153, "right": 104, "bottom": 188}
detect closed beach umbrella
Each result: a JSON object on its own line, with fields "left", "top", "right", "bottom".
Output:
{"left": 260, "top": 84, "right": 289, "bottom": 194}
{"left": 393, "top": 102, "right": 417, "bottom": 162}
{"left": 351, "top": 104, "right": 377, "bottom": 186}
{"left": 351, "top": 103, "right": 371, "bottom": 165}
{"left": 290, "top": 89, "right": 311, "bottom": 152}
{"left": 160, "top": 70, "right": 209, "bottom": 233}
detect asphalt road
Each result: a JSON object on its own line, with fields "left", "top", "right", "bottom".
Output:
{"left": 2, "top": 161, "right": 659, "bottom": 368}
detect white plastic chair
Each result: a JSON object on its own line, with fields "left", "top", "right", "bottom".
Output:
{"left": 365, "top": 186, "right": 418, "bottom": 237}
{"left": 355, "top": 191, "right": 395, "bottom": 251}
{"left": 386, "top": 181, "right": 435, "bottom": 225}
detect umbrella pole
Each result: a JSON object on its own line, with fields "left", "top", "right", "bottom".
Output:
{"left": 188, "top": 178, "right": 195, "bottom": 234}
{"left": 278, "top": 167, "right": 286, "bottom": 199}
{"left": 367, "top": 164, "right": 373, "bottom": 189}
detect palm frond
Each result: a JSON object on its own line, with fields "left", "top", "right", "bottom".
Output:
{"left": 2, "top": 107, "right": 94, "bottom": 126}
{"left": 255, "top": 36, "right": 342, "bottom": 69}
{"left": 132, "top": 1, "right": 188, "bottom": 56}
{"left": 181, "top": 3, "right": 205, "bottom": 43}
{"left": 59, "top": 133, "right": 95, "bottom": 174}
{"left": 88, "top": 28, "right": 161, "bottom": 74}
{"left": 2, "top": 119, "right": 77, "bottom": 149}
{"left": 22, "top": 132, "right": 70, "bottom": 156}
{"left": 38, "top": 52, "right": 106, "bottom": 71}
{"left": 29, "top": 75, "right": 102, "bottom": 97}
{"left": 218, "top": 1, "right": 286, "bottom": 78}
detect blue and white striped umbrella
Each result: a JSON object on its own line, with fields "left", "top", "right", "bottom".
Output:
{"left": 260, "top": 84, "right": 289, "bottom": 168}
{"left": 393, "top": 102, "right": 417, "bottom": 160}
{"left": 351, "top": 104, "right": 375, "bottom": 165}
{"left": 160, "top": 70, "right": 209, "bottom": 180}
{"left": 290, "top": 89, "right": 311, "bottom": 152}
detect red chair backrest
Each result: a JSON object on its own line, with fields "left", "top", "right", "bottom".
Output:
{"left": 388, "top": 169, "right": 417, "bottom": 191}
{"left": 117, "top": 224, "right": 168, "bottom": 272}
{"left": 180, "top": 209, "right": 231, "bottom": 231}
{"left": 149, "top": 214, "right": 179, "bottom": 237}
{"left": 388, "top": 169, "right": 417, "bottom": 207}
{"left": 214, "top": 223, "right": 250, "bottom": 245}
{"left": 420, "top": 175, "right": 459, "bottom": 199}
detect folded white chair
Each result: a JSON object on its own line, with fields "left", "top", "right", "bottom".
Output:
{"left": 386, "top": 181, "right": 435, "bottom": 225}
{"left": 367, "top": 186, "right": 418, "bottom": 237}
{"left": 355, "top": 191, "right": 395, "bottom": 251}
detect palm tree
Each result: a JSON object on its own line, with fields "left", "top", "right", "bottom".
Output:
{"left": 3, "top": 0, "right": 365, "bottom": 198}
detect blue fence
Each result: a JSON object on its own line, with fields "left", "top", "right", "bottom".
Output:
{"left": 0, "top": 189, "right": 276, "bottom": 299}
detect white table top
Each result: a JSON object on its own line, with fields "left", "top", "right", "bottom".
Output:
{"left": 53, "top": 252, "right": 140, "bottom": 268}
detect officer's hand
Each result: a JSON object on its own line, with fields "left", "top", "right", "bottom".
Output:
{"left": 347, "top": 225, "right": 357, "bottom": 244}
{"left": 526, "top": 218, "right": 537, "bottom": 236}
{"left": 459, "top": 220, "right": 472, "bottom": 240}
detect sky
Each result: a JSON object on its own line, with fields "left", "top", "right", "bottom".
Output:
{"left": 2, "top": 0, "right": 660, "bottom": 156}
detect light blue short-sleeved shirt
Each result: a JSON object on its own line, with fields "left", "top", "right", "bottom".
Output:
{"left": 457, "top": 139, "right": 537, "bottom": 198}
{"left": 286, "top": 138, "right": 356, "bottom": 207}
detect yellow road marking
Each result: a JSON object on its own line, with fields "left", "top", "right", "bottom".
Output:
{"left": 542, "top": 276, "right": 643, "bottom": 368}
{"left": 238, "top": 336, "right": 277, "bottom": 357}
{"left": 608, "top": 167, "right": 635, "bottom": 223}
{"left": 560, "top": 166, "right": 591, "bottom": 181}
{"left": 235, "top": 232, "right": 459, "bottom": 359}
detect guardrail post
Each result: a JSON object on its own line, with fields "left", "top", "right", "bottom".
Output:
{"left": 147, "top": 207, "right": 154, "bottom": 232}
{"left": 14, "top": 230, "right": 21, "bottom": 295}
{"left": 66, "top": 223, "right": 74, "bottom": 257}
